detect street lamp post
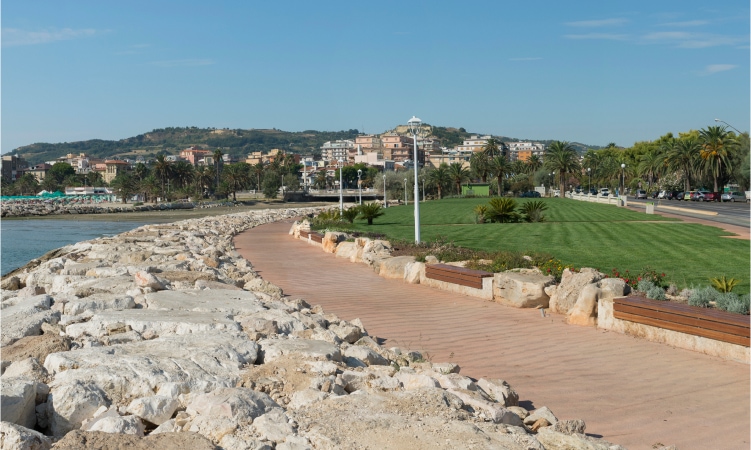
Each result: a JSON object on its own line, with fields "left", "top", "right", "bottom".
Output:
{"left": 587, "top": 168, "right": 591, "bottom": 194}
{"left": 422, "top": 178, "right": 425, "bottom": 202}
{"left": 383, "top": 173, "right": 387, "bottom": 207}
{"left": 357, "top": 169, "right": 362, "bottom": 205}
{"left": 404, "top": 178, "right": 408, "bottom": 205}
{"left": 715, "top": 118, "right": 743, "bottom": 135}
{"left": 620, "top": 163, "right": 626, "bottom": 196}
{"left": 408, "top": 116, "right": 424, "bottom": 243}
{"left": 338, "top": 159, "right": 344, "bottom": 216}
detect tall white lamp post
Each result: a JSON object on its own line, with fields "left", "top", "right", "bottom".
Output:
{"left": 407, "top": 116, "right": 424, "bottom": 243}
{"left": 621, "top": 163, "right": 626, "bottom": 196}
{"left": 715, "top": 118, "right": 743, "bottom": 134}
{"left": 338, "top": 159, "right": 344, "bottom": 216}
{"left": 587, "top": 167, "right": 591, "bottom": 194}
{"left": 357, "top": 169, "right": 362, "bottom": 205}
{"left": 403, "top": 178, "right": 408, "bottom": 205}
{"left": 383, "top": 173, "right": 387, "bottom": 207}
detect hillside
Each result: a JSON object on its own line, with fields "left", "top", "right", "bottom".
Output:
{"left": 9, "top": 125, "right": 601, "bottom": 165}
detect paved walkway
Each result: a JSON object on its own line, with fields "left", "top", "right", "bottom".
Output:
{"left": 234, "top": 221, "right": 750, "bottom": 450}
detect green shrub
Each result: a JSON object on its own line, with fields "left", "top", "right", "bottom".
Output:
{"left": 710, "top": 275, "right": 740, "bottom": 293}
{"left": 341, "top": 206, "right": 360, "bottom": 224}
{"left": 646, "top": 285, "right": 667, "bottom": 301}
{"left": 687, "top": 286, "right": 718, "bottom": 308}
{"left": 715, "top": 292, "right": 750, "bottom": 314}
{"left": 486, "top": 198, "right": 520, "bottom": 223}
{"left": 473, "top": 205, "right": 488, "bottom": 224}
{"left": 536, "top": 258, "right": 577, "bottom": 282}
{"left": 637, "top": 279, "right": 656, "bottom": 293}
{"left": 357, "top": 203, "right": 385, "bottom": 225}
{"left": 520, "top": 200, "right": 548, "bottom": 223}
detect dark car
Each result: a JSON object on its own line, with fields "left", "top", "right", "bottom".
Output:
{"left": 520, "top": 191, "right": 541, "bottom": 198}
{"left": 671, "top": 191, "right": 684, "bottom": 200}
{"left": 588, "top": 188, "right": 597, "bottom": 196}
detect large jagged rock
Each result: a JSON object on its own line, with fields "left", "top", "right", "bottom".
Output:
{"left": 567, "top": 278, "right": 628, "bottom": 327}
{"left": 46, "top": 380, "right": 110, "bottom": 436}
{"left": 1, "top": 378, "right": 38, "bottom": 428}
{"left": 494, "top": 271, "right": 556, "bottom": 308}
{"left": 547, "top": 268, "right": 604, "bottom": 315}
{"left": 0, "top": 422, "right": 52, "bottom": 450}
{"left": 378, "top": 256, "right": 416, "bottom": 280}
{"left": 321, "top": 232, "right": 347, "bottom": 253}
{"left": 1, "top": 295, "right": 56, "bottom": 346}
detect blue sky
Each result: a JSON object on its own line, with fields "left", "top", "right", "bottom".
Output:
{"left": 2, "top": 0, "right": 749, "bottom": 152}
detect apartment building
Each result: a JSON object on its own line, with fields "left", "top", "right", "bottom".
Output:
{"left": 457, "top": 135, "right": 493, "bottom": 153}
{"left": 355, "top": 135, "right": 381, "bottom": 149}
{"left": 507, "top": 142, "right": 545, "bottom": 162}
{"left": 1, "top": 155, "right": 28, "bottom": 182}
{"left": 180, "top": 147, "right": 213, "bottom": 166}
{"left": 321, "top": 140, "right": 355, "bottom": 161}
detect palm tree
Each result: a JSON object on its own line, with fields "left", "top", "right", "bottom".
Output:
{"left": 470, "top": 152, "right": 490, "bottom": 182}
{"left": 448, "top": 162, "right": 470, "bottom": 195}
{"left": 196, "top": 166, "right": 215, "bottom": 198}
{"left": 482, "top": 138, "right": 501, "bottom": 158}
{"left": 153, "top": 155, "right": 172, "bottom": 198}
{"left": 699, "top": 125, "right": 737, "bottom": 192}
{"left": 638, "top": 148, "right": 665, "bottom": 192}
{"left": 544, "top": 141, "right": 580, "bottom": 195}
{"left": 171, "top": 161, "right": 195, "bottom": 189}
{"left": 213, "top": 149, "right": 224, "bottom": 191}
{"left": 489, "top": 155, "right": 511, "bottom": 196}
{"left": 133, "top": 162, "right": 149, "bottom": 182}
{"left": 486, "top": 197, "right": 520, "bottom": 223}
{"left": 428, "top": 163, "right": 452, "bottom": 199}
{"left": 252, "top": 162, "right": 265, "bottom": 191}
{"left": 358, "top": 202, "right": 385, "bottom": 225}
{"left": 525, "top": 154, "right": 543, "bottom": 174}
{"left": 222, "top": 163, "right": 250, "bottom": 201}
{"left": 665, "top": 138, "right": 700, "bottom": 192}
{"left": 314, "top": 170, "right": 328, "bottom": 189}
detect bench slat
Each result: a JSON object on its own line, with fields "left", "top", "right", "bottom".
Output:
{"left": 614, "top": 297, "right": 749, "bottom": 328}
{"left": 426, "top": 264, "right": 493, "bottom": 278}
{"left": 614, "top": 310, "right": 750, "bottom": 347}
{"left": 425, "top": 272, "right": 484, "bottom": 289}
{"left": 615, "top": 303, "right": 750, "bottom": 338}
{"left": 425, "top": 268, "right": 486, "bottom": 283}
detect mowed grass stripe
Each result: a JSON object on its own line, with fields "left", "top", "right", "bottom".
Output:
{"left": 345, "top": 198, "right": 749, "bottom": 293}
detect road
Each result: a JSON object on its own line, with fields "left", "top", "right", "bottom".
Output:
{"left": 628, "top": 197, "right": 750, "bottom": 229}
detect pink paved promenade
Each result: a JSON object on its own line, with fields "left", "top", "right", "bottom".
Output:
{"left": 234, "top": 220, "right": 750, "bottom": 450}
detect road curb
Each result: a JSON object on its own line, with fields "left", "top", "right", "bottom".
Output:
{"left": 655, "top": 205, "right": 719, "bottom": 216}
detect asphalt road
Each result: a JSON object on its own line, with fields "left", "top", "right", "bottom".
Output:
{"left": 627, "top": 197, "right": 750, "bottom": 229}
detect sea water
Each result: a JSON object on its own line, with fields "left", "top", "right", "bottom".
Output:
{"left": 1, "top": 218, "right": 166, "bottom": 275}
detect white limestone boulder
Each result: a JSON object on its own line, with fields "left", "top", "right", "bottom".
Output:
{"left": 126, "top": 395, "right": 179, "bottom": 425}
{"left": 87, "top": 415, "right": 144, "bottom": 436}
{"left": 447, "top": 388, "right": 524, "bottom": 426}
{"left": 63, "top": 294, "right": 135, "bottom": 316}
{"left": 342, "top": 346, "right": 389, "bottom": 366}
{"left": 494, "top": 271, "right": 556, "bottom": 308}
{"left": 186, "top": 388, "right": 278, "bottom": 421}
{"left": 378, "top": 256, "right": 416, "bottom": 280}
{"left": 477, "top": 378, "right": 519, "bottom": 407}
{"left": 143, "top": 289, "right": 266, "bottom": 315}
{"left": 1, "top": 378, "right": 38, "bottom": 428}
{"left": 252, "top": 408, "right": 296, "bottom": 443}
{"left": 0, "top": 422, "right": 52, "bottom": 450}
{"left": 259, "top": 338, "right": 342, "bottom": 363}
{"left": 46, "top": 380, "right": 110, "bottom": 436}
{"left": 567, "top": 278, "right": 628, "bottom": 327}
{"left": 321, "top": 232, "right": 347, "bottom": 253}
{"left": 548, "top": 268, "right": 604, "bottom": 315}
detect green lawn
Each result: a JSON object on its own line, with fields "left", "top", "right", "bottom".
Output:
{"left": 345, "top": 198, "right": 750, "bottom": 293}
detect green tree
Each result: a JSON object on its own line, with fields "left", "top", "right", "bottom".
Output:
{"left": 358, "top": 202, "right": 384, "bottom": 225}
{"left": 171, "top": 161, "right": 195, "bottom": 189}
{"left": 544, "top": 141, "right": 580, "bottom": 195}
{"left": 48, "top": 162, "right": 76, "bottom": 184}
{"left": 110, "top": 173, "right": 139, "bottom": 203}
{"left": 15, "top": 173, "right": 39, "bottom": 195}
{"left": 152, "top": 155, "right": 172, "bottom": 198}
{"left": 213, "top": 149, "right": 224, "bottom": 191}
{"left": 314, "top": 170, "right": 328, "bottom": 189}
{"left": 486, "top": 197, "right": 520, "bottom": 223}
{"left": 665, "top": 137, "right": 700, "bottom": 192}
{"left": 222, "top": 163, "right": 251, "bottom": 201}
{"left": 262, "top": 170, "right": 281, "bottom": 199}
{"left": 196, "top": 166, "right": 215, "bottom": 198}
{"left": 700, "top": 125, "right": 738, "bottom": 192}
{"left": 448, "top": 162, "right": 470, "bottom": 195}
{"left": 427, "top": 163, "right": 451, "bottom": 199}
{"left": 470, "top": 152, "right": 490, "bottom": 182}
{"left": 489, "top": 156, "right": 511, "bottom": 196}
{"left": 482, "top": 138, "right": 501, "bottom": 158}
{"left": 525, "top": 154, "right": 543, "bottom": 174}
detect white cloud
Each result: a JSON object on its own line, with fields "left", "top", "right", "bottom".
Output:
{"left": 564, "top": 33, "right": 628, "bottom": 41}
{"left": 509, "top": 57, "right": 542, "bottom": 61}
{"left": 565, "top": 18, "right": 628, "bottom": 27}
{"left": 702, "top": 64, "right": 736, "bottom": 75}
{"left": 642, "top": 31, "right": 745, "bottom": 48}
{"left": 660, "top": 20, "right": 708, "bottom": 27}
{"left": 2, "top": 27, "right": 98, "bottom": 47}
{"left": 150, "top": 59, "right": 215, "bottom": 68}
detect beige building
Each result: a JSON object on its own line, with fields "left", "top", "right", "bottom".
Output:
{"left": 103, "top": 160, "right": 129, "bottom": 183}
{"left": 507, "top": 142, "right": 545, "bottom": 162}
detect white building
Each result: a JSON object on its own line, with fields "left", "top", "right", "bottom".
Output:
{"left": 456, "top": 135, "right": 493, "bottom": 153}
{"left": 321, "top": 140, "right": 355, "bottom": 161}
{"left": 507, "top": 142, "right": 545, "bottom": 162}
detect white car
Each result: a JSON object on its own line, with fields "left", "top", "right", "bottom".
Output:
{"left": 657, "top": 190, "right": 667, "bottom": 199}
{"left": 721, "top": 191, "right": 746, "bottom": 202}
{"left": 599, "top": 188, "right": 610, "bottom": 197}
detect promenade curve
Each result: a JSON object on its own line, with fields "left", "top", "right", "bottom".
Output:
{"left": 234, "top": 219, "right": 750, "bottom": 450}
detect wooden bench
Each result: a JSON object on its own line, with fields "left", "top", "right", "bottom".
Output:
{"left": 424, "top": 263, "right": 493, "bottom": 290}
{"left": 613, "top": 296, "right": 750, "bottom": 347}
{"left": 299, "top": 230, "right": 324, "bottom": 243}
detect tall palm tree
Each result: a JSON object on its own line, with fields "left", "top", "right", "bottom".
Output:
{"left": 544, "top": 141, "right": 580, "bottom": 195}
{"left": 482, "top": 138, "right": 501, "bottom": 158}
{"left": 222, "top": 163, "right": 250, "bottom": 201}
{"left": 171, "top": 161, "right": 195, "bottom": 189}
{"left": 699, "top": 125, "right": 737, "bottom": 192}
{"left": 638, "top": 148, "right": 665, "bottom": 192}
{"left": 133, "top": 162, "right": 149, "bottom": 182}
{"left": 196, "top": 166, "right": 215, "bottom": 197}
{"left": 427, "top": 163, "right": 452, "bottom": 199}
{"left": 153, "top": 155, "right": 172, "bottom": 198}
{"left": 213, "top": 149, "right": 224, "bottom": 190}
{"left": 448, "top": 162, "right": 470, "bottom": 195}
{"left": 252, "top": 162, "right": 265, "bottom": 191}
{"left": 314, "top": 170, "right": 328, "bottom": 189}
{"left": 665, "top": 138, "right": 700, "bottom": 192}
{"left": 525, "top": 154, "right": 542, "bottom": 174}
{"left": 489, "top": 155, "right": 511, "bottom": 196}
{"left": 469, "top": 152, "right": 490, "bottom": 182}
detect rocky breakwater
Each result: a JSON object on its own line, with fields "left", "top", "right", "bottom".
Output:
{"left": 1, "top": 209, "right": 628, "bottom": 450}
{"left": 0, "top": 201, "right": 195, "bottom": 218}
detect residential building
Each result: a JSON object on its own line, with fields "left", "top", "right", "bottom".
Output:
{"left": 1, "top": 155, "right": 28, "bottom": 182}
{"left": 427, "top": 149, "right": 472, "bottom": 169}
{"left": 26, "top": 163, "right": 52, "bottom": 183}
{"left": 355, "top": 135, "right": 381, "bottom": 149}
{"left": 180, "top": 147, "right": 213, "bottom": 166}
{"left": 321, "top": 140, "right": 355, "bottom": 162}
{"left": 103, "top": 160, "right": 129, "bottom": 183}
{"left": 507, "top": 142, "right": 545, "bottom": 162}
{"left": 457, "top": 135, "right": 493, "bottom": 153}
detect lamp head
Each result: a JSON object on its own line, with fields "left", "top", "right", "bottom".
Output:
{"left": 715, "top": 118, "right": 720, "bottom": 122}
{"left": 408, "top": 116, "right": 422, "bottom": 135}
{"left": 621, "top": 163, "right": 626, "bottom": 168}
{"left": 357, "top": 169, "right": 362, "bottom": 176}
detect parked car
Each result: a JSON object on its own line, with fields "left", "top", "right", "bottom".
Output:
{"left": 721, "top": 191, "right": 745, "bottom": 202}
{"left": 589, "top": 188, "right": 597, "bottom": 196}
{"left": 684, "top": 191, "right": 695, "bottom": 201}
{"left": 692, "top": 190, "right": 711, "bottom": 201}
{"left": 520, "top": 191, "right": 541, "bottom": 198}
{"left": 671, "top": 191, "right": 684, "bottom": 201}
{"left": 702, "top": 192, "right": 721, "bottom": 202}
{"left": 635, "top": 189, "right": 648, "bottom": 199}
{"left": 552, "top": 189, "right": 560, "bottom": 197}
{"left": 599, "top": 188, "right": 610, "bottom": 197}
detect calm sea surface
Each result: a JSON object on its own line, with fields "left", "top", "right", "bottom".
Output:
{"left": 1, "top": 218, "right": 172, "bottom": 275}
